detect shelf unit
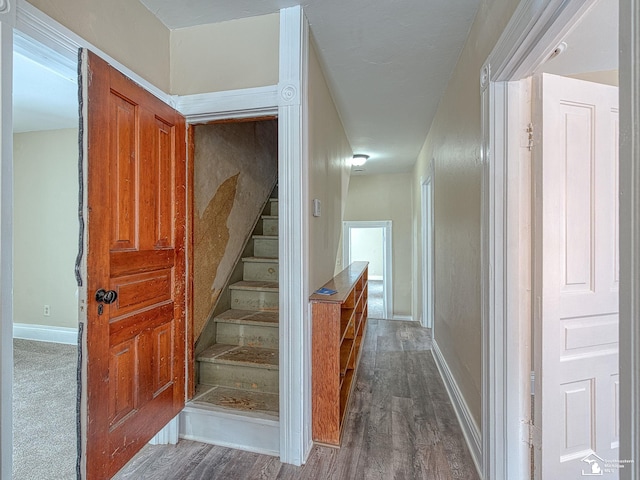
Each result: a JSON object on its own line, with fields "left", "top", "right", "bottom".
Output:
{"left": 310, "top": 261, "right": 368, "bottom": 446}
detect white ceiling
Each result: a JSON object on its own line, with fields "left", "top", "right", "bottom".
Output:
{"left": 139, "top": 0, "right": 482, "bottom": 175}
{"left": 13, "top": 0, "right": 618, "bottom": 174}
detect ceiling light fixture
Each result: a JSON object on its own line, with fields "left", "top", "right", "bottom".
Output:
{"left": 352, "top": 154, "right": 369, "bottom": 167}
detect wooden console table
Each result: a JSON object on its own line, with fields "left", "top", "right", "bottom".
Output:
{"left": 310, "top": 261, "right": 368, "bottom": 446}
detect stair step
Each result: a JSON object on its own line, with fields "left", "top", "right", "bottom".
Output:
{"left": 198, "top": 345, "right": 279, "bottom": 393}
{"left": 268, "top": 198, "right": 278, "bottom": 216}
{"left": 215, "top": 309, "right": 278, "bottom": 326}
{"left": 262, "top": 216, "right": 278, "bottom": 236}
{"left": 253, "top": 235, "right": 278, "bottom": 258}
{"left": 214, "top": 310, "right": 279, "bottom": 348}
{"left": 192, "top": 385, "right": 279, "bottom": 417}
{"left": 230, "top": 281, "right": 278, "bottom": 310}
{"left": 242, "top": 256, "right": 279, "bottom": 281}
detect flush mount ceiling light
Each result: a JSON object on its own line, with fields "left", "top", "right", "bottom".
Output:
{"left": 352, "top": 154, "right": 369, "bottom": 167}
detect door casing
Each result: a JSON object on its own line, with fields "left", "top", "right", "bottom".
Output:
{"left": 342, "top": 220, "right": 393, "bottom": 319}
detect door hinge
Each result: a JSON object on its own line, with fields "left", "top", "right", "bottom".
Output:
{"left": 530, "top": 370, "right": 535, "bottom": 395}
{"left": 528, "top": 422, "right": 542, "bottom": 448}
{"left": 526, "top": 123, "right": 534, "bottom": 151}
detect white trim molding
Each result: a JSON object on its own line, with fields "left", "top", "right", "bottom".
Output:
{"left": 432, "top": 340, "right": 481, "bottom": 475}
{"left": 480, "top": 1, "right": 600, "bottom": 478}
{"left": 619, "top": 1, "right": 640, "bottom": 478}
{"left": 13, "top": 323, "right": 78, "bottom": 345}
{"left": 149, "top": 414, "right": 179, "bottom": 446}
{"left": 0, "top": 20, "right": 12, "bottom": 480}
{"left": 420, "top": 164, "right": 435, "bottom": 330}
{"left": 175, "top": 86, "right": 278, "bottom": 123}
{"left": 278, "top": 5, "right": 310, "bottom": 466}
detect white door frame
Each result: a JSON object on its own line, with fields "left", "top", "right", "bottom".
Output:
{"left": 479, "top": 0, "right": 640, "bottom": 478}
{"left": 421, "top": 164, "right": 434, "bottom": 329}
{"left": 342, "top": 220, "right": 393, "bottom": 319}
{"left": 0, "top": 2, "right": 311, "bottom": 476}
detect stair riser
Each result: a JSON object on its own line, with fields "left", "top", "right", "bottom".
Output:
{"left": 243, "top": 262, "right": 279, "bottom": 282}
{"left": 269, "top": 201, "right": 278, "bottom": 216}
{"left": 216, "top": 323, "right": 279, "bottom": 349}
{"left": 231, "top": 290, "right": 279, "bottom": 311}
{"left": 262, "top": 218, "right": 278, "bottom": 236}
{"left": 199, "top": 363, "right": 279, "bottom": 393}
{"left": 254, "top": 238, "right": 278, "bottom": 258}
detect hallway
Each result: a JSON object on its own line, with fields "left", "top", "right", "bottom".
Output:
{"left": 115, "top": 319, "right": 478, "bottom": 479}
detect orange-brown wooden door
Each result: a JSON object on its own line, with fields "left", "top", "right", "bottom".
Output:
{"left": 82, "top": 50, "right": 186, "bottom": 479}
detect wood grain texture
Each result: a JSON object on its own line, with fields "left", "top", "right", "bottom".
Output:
{"left": 312, "top": 264, "right": 368, "bottom": 446}
{"left": 85, "top": 50, "right": 187, "bottom": 479}
{"left": 115, "top": 319, "right": 479, "bottom": 479}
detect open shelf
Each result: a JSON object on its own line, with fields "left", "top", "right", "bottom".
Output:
{"left": 311, "top": 261, "right": 368, "bottom": 447}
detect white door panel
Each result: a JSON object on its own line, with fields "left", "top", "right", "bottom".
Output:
{"left": 533, "top": 73, "right": 619, "bottom": 479}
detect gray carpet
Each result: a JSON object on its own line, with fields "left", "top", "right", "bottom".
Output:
{"left": 13, "top": 339, "right": 77, "bottom": 479}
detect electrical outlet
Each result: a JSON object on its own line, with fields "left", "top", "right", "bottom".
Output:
{"left": 43, "top": 305, "right": 50, "bottom": 316}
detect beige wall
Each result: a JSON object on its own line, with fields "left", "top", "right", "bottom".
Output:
{"left": 170, "top": 14, "right": 279, "bottom": 95}
{"left": 344, "top": 174, "right": 413, "bottom": 316}
{"left": 412, "top": 0, "right": 520, "bottom": 427}
{"left": 307, "top": 40, "right": 353, "bottom": 292}
{"left": 14, "top": 129, "right": 79, "bottom": 328}
{"left": 27, "top": 0, "right": 171, "bottom": 92}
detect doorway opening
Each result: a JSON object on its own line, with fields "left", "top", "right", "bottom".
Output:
{"left": 12, "top": 31, "right": 79, "bottom": 479}
{"left": 342, "top": 220, "right": 392, "bottom": 319}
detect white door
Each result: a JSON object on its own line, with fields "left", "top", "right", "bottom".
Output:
{"left": 533, "top": 73, "right": 619, "bottom": 478}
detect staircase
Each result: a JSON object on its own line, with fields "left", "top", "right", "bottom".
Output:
{"left": 180, "top": 196, "right": 280, "bottom": 455}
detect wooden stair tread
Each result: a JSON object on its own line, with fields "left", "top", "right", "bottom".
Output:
{"left": 192, "top": 386, "right": 279, "bottom": 416}
{"left": 261, "top": 215, "right": 278, "bottom": 220}
{"left": 242, "top": 256, "right": 279, "bottom": 264}
{"left": 198, "top": 345, "right": 278, "bottom": 369}
{"left": 214, "top": 309, "right": 279, "bottom": 326}
{"left": 229, "top": 280, "right": 278, "bottom": 291}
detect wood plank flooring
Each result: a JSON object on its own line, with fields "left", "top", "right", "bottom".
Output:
{"left": 114, "top": 319, "right": 479, "bottom": 480}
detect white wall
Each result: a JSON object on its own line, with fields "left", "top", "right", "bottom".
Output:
{"left": 13, "top": 129, "right": 79, "bottom": 328}
{"left": 350, "top": 227, "right": 384, "bottom": 278}
{"left": 344, "top": 173, "right": 412, "bottom": 317}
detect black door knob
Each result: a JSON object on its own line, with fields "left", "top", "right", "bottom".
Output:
{"left": 95, "top": 288, "right": 118, "bottom": 304}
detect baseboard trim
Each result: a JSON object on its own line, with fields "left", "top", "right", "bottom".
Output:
{"left": 431, "top": 340, "right": 482, "bottom": 475}
{"left": 391, "top": 315, "right": 413, "bottom": 321}
{"left": 13, "top": 323, "right": 78, "bottom": 345}
{"left": 180, "top": 403, "right": 280, "bottom": 457}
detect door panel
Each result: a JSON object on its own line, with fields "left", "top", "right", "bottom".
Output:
{"left": 533, "top": 73, "right": 618, "bottom": 478}
{"left": 82, "top": 50, "right": 186, "bottom": 479}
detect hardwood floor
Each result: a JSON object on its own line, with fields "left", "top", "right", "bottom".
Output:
{"left": 114, "top": 319, "right": 479, "bottom": 480}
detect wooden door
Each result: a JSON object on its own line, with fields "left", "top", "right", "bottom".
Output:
{"left": 533, "top": 73, "right": 619, "bottom": 478}
{"left": 82, "top": 50, "right": 186, "bottom": 479}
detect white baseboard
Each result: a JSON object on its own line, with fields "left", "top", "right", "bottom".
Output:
{"left": 180, "top": 403, "right": 279, "bottom": 456}
{"left": 431, "top": 340, "right": 482, "bottom": 475}
{"left": 391, "top": 315, "right": 413, "bottom": 321}
{"left": 13, "top": 323, "right": 78, "bottom": 345}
